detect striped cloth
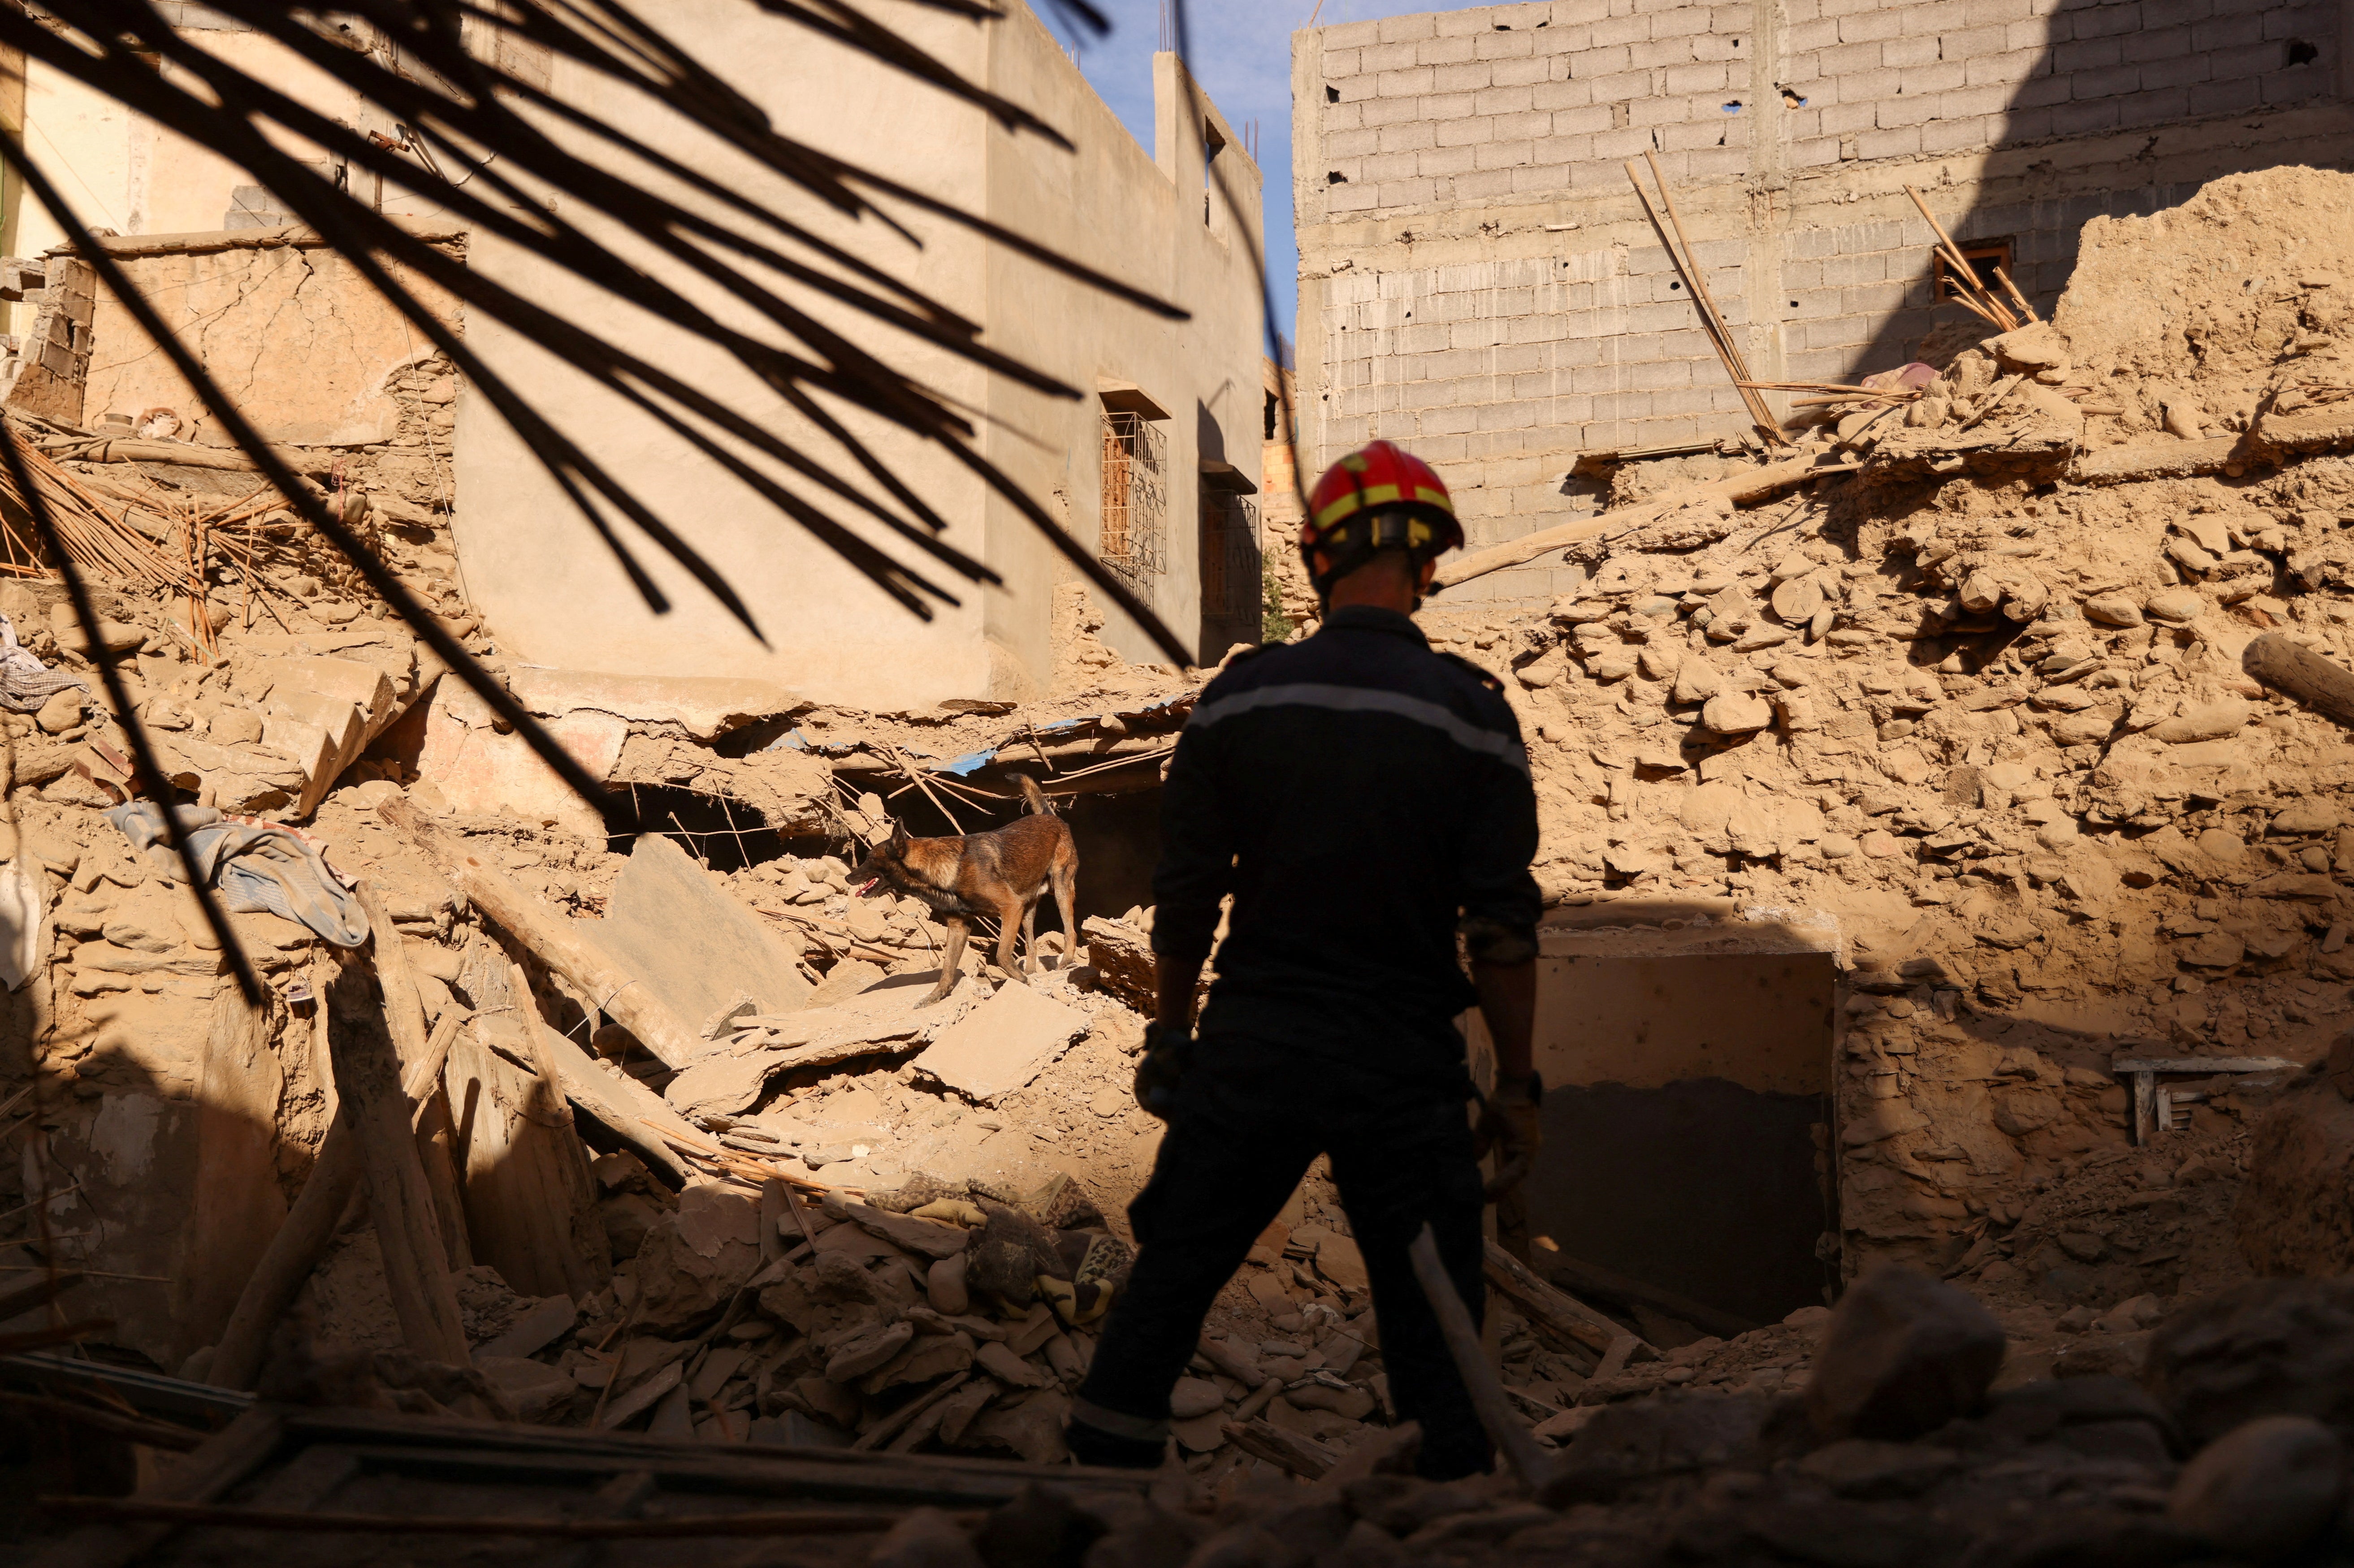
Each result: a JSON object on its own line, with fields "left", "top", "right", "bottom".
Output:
{"left": 0, "top": 611, "right": 86, "bottom": 713}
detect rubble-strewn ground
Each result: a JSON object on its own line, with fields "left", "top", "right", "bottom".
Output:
{"left": 12, "top": 165, "right": 2354, "bottom": 1567}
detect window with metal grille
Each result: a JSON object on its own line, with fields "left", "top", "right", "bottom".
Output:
{"left": 1199, "top": 493, "right": 1261, "bottom": 619}
{"left": 1099, "top": 411, "right": 1166, "bottom": 592}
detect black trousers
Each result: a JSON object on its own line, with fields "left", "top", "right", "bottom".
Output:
{"left": 1073, "top": 1033, "right": 1493, "bottom": 1480}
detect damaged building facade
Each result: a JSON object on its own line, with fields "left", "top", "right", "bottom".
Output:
{"left": 0, "top": 3, "right": 1269, "bottom": 703}
{"left": 1291, "top": 0, "right": 2354, "bottom": 614}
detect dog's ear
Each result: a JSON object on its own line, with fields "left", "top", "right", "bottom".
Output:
{"left": 888, "top": 821, "right": 909, "bottom": 851}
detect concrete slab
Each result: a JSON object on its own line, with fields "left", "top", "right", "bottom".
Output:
{"left": 507, "top": 667, "right": 800, "bottom": 741}
{"left": 662, "top": 974, "right": 974, "bottom": 1120}
{"left": 915, "top": 982, "right": 1091, "bottom": 1104}
{"left": 588, "top": 834, "right": 814, "bottom": 1046}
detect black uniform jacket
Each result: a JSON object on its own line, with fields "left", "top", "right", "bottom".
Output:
{"left": 1151, "top": 604, "right": 1542, "bottom": 1086}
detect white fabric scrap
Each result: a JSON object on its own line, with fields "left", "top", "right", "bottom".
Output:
{"left": 0, "top": 859, "right": 44, "bottom": 991}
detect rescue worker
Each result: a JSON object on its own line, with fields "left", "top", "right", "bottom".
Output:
{"left": 1066, "top": 440, "right": 1543, "bottom": 1480}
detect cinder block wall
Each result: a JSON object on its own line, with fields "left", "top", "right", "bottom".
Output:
{"left": 1294, "top": 0, "right": 2354, "bottom": 610}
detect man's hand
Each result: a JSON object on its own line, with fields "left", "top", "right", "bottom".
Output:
{"left": 1134, "top": 1022, "right": 1195, "bottom": 1120}
{"left": 1475, "top": 1071, "right": 1543, "bottom": 1197}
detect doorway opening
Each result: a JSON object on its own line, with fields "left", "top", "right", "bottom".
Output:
{"left": 1500, "top": 906, "right": 1839, "bottom": 1333}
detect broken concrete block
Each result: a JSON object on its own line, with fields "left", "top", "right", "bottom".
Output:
{"left": 626, "top": 1183, "right": 763, "bottom": 1333}
{"left": 916, "top": 982, "right": 1091, "bottom": 1103}
{"left": 412, "top": 678, "right": 627, "bottom": 840}
{"left": 1805, "top": 1267, "right": 2006, "bottom": 1441}
{"left": 475, "top": 1354, "right": 576, "bottom": 1423}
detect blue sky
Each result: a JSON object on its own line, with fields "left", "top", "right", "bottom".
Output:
{"left": 1048, "top": 0, "right": 1440, "bottom": 351}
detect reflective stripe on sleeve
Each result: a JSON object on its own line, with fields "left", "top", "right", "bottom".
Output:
{"left": 1187, "top": 681, "right": 1530, "bottom": 776}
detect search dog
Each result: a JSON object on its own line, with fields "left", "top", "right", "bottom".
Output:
{"left": 848, "top": 774, "right": 1079, "bottom": 1005}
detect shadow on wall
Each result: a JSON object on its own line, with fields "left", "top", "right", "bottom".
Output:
{"left": 1834, "top": 0, "right": 2346, "bottom": 381}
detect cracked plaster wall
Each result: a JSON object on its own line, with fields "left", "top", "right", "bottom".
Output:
{"left": 80, "top": 236, "right": 462, "bottom": 448}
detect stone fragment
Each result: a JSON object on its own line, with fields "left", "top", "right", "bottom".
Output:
{"left": 927, "top": 1253, "right": 970, "bottom": 1316}
{"left": 1986, "top": 321, "right": 2071, "bottom": 372}
{"left": 826, "top": 1317, "right": 914, "bottom": 1382}
{"left": 2083, "top": 593, "right": 2144, "bottom": 627}
{"left": 2178, "top": 932, "right": 2244, "bottom": 968}
{"left": 1671, "top": 661, "right": 1722, "bottom": 704}
{"left": 2145, "top": 589, "right": 2207, "bottom": 624}
{"left": 2167, "top": 1416, "right": 2345, "bottom": 1561}
{"left": 2273, "top": 802, "right": 2342, "bottom": 836}
{"left": 1773, "top": 576, "right": 1826, "bottom": 624}
{"left": 916, "top": 981, "right": 1091, "bottom": 1103}
{"left": 1805, "top": 1267, "right": 2006, "bottom": 1441}
{"left": 974, "top": 1339, "right": 1049, "bottom": 1389}
{"left": 1701, "top": 691, "right": 1773, "bottom": 736}
{"left": 2145, "top": 1279, "right": 2354, "bottom": 1445}
{"left": 1170, "top": 1376, "right": 1226, "bottom": 1419}
{"left": 34, "top": 688, "right": 82, "bottom": 734}
{"left": 870, "top": 1507, "right": 986, "bottom": 1568}
{"left": 1540, "top": 1391, "right": 1771, "bottom": 1504}
{"left": 628, "top": 1184, "right": 762, "bottom": 1333}
{"left": 2150, "top": 699, "right": 2250, "bottom": 743}
{"left": 475, "top": 1354, "right": 576, "bottom": 1423}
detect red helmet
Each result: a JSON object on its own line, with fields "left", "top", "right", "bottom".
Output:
{"left": 1302, "top": 440, "right": 1462, "bottom": 595}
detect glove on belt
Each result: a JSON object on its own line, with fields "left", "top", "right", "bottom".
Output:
{"left": 1134, "top": 1023, "right": 1194, "bottom": 1120}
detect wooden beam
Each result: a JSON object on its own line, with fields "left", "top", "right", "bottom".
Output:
{"left": 1525, "top": 1246, "right": 1759, "bottom": 1343}
{"left": 2112, "top": 1056, "right": 2297, "bottom": 1075}
{"left": 1480, "top": 1240, "right": 1647, "bottom": 1358}
{"left": 357, "top": 884, "right": 471, "bottom": 1274}
{"left": 378, "top": 800, "right": 705, "bottom": 1069}
{"left": 2243, "top": 634, "right": 2354, "bottom": 729}
{"left": 324, "top": 960, "right": 468, "bottom": 1366}
{"left": 1436, "top": 452, "right": 1852, "bottom": 588}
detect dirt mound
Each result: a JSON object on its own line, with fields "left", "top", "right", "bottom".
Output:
{"left": 2057, "top": 166, "right": 2354, "bottom": 424}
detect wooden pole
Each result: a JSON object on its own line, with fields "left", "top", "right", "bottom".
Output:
{"left": 1903, "top": 184, "right": 2018, "bottom": 331}
{"left": 2244, "top": 633, "right": 2354, "bottom": 724}
{"left": 1623, "top": 164, "right": 1783, "bottom": 447}
{"left": 208, "top": 1002, "right": 474, "bottom": 1390}
{"left": 1406, "top": 1224, "right": 1550, "bottom": 1487}
{"left": 174, "top": 986, "right": 287, "bottom": 1361}
{"left": 378, "top": 799, "right": 705, "bottom": 1068}
{"left": 1641, "top": 152, "right": 1787, "bottom": 448}
{"left": 1436, "top": 450, "right": 1849, "bottom": 588}
{"left": 324, "top": 959, "right": 468, "bottom": 1366}
{"left": 356, "top": 883, "right": 471, "bottom": 1272}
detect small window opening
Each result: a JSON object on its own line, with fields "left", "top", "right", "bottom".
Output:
{"left": 1935, "top": 237, "right": 2015, "bottom": 302}
{"left": 1722, "top": 99, "right": 1742, "bottom": 112}
{"left": 1327, "top": 170, "right": 1348, "bottom": 184}
{"left": 1325, "top": 84, "right": 1339, "bottom": 102}
{"left": 1100, "top": 411, "right": 1168, "bottom": 594}
{"left": 1779, "top": 86, "right": 1806, "bottom": 107}
{"left": 2286, "top": 38, "right": 2319, "bottom": 65}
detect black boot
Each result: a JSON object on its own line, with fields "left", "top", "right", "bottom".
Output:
{"left": 1065, "top": 1416, "right": 1166, "bottom": 1469}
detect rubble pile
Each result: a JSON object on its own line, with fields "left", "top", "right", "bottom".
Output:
{"left": 860, "top": 1269, "right": 2354, "bottom": 1568}
{"left": 1389, "top": 165, "right": 2354, "bottom": 1284}
{"left": 14, "top": 159, "right": 2354, "bottom": 1552}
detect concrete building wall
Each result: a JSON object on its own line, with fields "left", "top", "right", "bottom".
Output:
{"left": 450, "top": 4, "right": 1263, "bottom": 707}
{"left": 1292, "top": 0, "right": 2354, "bottom": 613}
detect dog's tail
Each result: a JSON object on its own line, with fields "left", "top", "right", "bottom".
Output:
{"left": 1017, "top": 774, "right": 1052, "bottom": 816}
